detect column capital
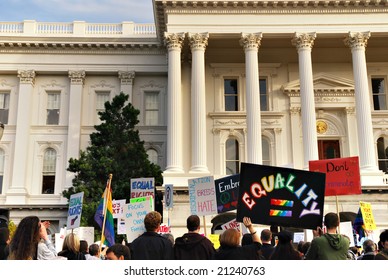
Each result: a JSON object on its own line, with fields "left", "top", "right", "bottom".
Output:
{"left": 17, "top": 70, "right": 35, "bottom": 85}
{"left": 290, "top": 106, "right": 301, "bottom": 115}
{"left": 240, "top": 33, "right": 263, "bottom": 51}
{"left": 164, "top": 32, "right": 185, "bottom": 50}
{"left": 68, "top": 70, "right": 85, "bottom": 85}
{"left": 344, "top": 32, "right": 371, "bottom": 50}
{"left": 345, "top": 106, "right": 356, "bottom": 115}
{"left": 292, "top": 32, "right": 317, "bottom": 50}
{"left": 118, "top": 70, "right": 135, "bottom": 85}
{"left": 188, "top": 32, "right": 209, "bottom": 51}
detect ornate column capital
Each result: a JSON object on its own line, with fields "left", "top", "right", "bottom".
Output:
{"left": 240, "top": 33, "right": 263, "bottom": 51}
{"left": 118, "top": 71, "right": 135, "bottom": 85}
{"left": 290, "top": 106, "right": 301, "bottom": 115}
{"left": 164, "top": 32, "right": 185, "bottom": 50}
{"left": 188, "top": 32, "right": 209, "bottom": 51}
{"left": 17, "top": 70, "right": 35, "bottom": 85}
{"left": 344, "top": 32, "right": 371, "bottom": 50}
{"left": 345, "top": 106, "right": 356, "bottom": 115}
{"left": 68, "top": 70, "right": 85, "bottom": 85}
{"left": 292, "top": 32, "right": 317, "bottom": 50}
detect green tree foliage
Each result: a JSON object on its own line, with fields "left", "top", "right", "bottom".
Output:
{"left": 62, "top": 92, "right": 163, "bottom": 229}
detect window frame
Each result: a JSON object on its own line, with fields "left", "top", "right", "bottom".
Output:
{"left": 225, "top": 138, "right": 240, "bottom": 175}
{"left": 46, "top": 91, "right": 61, "bottom": 125}
{"left": 371, "top": 77, "right": 387, "bottom": 111}
{"left": 223, "top": 78, "right": 239, "bottom": 111}
{"left": 0, "top": 92, "right": 10, "bottom": 124}
{"left": 144, "top": 90, "right": 160, "bottom": 126}
{"left": 42, "top": 148, "right": 57, "bottom": 194}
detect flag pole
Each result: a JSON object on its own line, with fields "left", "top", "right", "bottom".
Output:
{"left": 99, "top": 174, "right": 113, "bottom": 254}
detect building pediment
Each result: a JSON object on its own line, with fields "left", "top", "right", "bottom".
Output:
{"left": 282, "top": 73, "right": 354, "bottom": 97}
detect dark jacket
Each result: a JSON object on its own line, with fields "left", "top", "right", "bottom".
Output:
{"left": 261, "top": 243, "right": 275, "bottom": 260}
{"left": 58, "top": 250, "right": 86, "bottom": 260}
{"left": 174, "top": 233, "right": 215, "bottom": 260}
{"left": 131, "top": 232, "right": 174, "bottom": 260}
{"left": 213, "top": 242, "right": 262, "bottom": 260}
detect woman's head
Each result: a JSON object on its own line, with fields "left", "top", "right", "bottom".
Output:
{"left": 219, "top": 229, "right": 241, "bottom": 247}
{"left": 62, "top": 233, "right": 81, "bottom": 253}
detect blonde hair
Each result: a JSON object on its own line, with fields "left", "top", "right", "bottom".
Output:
{"left": 62, "top": 233, "right": 80, "bottom": 253}
{"left": 219, "top": 229, "right": 241, "bottom": 247}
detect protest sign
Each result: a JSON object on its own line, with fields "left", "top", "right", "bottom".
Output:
{"left": 164, "top": 184, "right": 173, "bottom": 209}
{"left": 208, "top": 234, "right": 220, "bottom": 249}
{"left": 188, "top": 176, "right": 218, "bottom": 216}
{"left": 221, "top": 218, "right": 240, "bottom": 231}
{"left": 359, "top": 201, "right": 376, "bottom": 231}
{"left": 66, "top": 192, "right": 84, "bottom": 229}
{"left": 112, "top": 199, "right": 126, "bottom": 219}
{"left": 309, "top": 156, "right": 361, "bottom": 196}
{"left": 124, "top": 196, "right": 154, "bottom": 242}
{"left": 130, "top": 177, "right": 155, "bottom": 199}
{"left": 215, "top": 174, "right": 239, "bottom": 213}
{"left": 237, "top": 163, "right": 326, "bottom": 230}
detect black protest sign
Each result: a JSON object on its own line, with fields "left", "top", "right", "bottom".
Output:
{"left": 236, "top": 163, "right": 326, "bottom": 230}
{"left": 215, "top": 174, "right": 239, "bottom": 213}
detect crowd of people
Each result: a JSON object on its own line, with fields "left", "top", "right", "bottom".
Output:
{"left": 0, "top": 212, "right": 387, "bottom": 260}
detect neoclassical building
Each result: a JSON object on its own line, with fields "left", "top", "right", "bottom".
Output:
{"left": 1, "top": 0, "right": 388, "bottom": 237}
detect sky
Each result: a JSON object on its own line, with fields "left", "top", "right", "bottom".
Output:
{"left": 0, "top": 0, "right": 155, "bottom": 23}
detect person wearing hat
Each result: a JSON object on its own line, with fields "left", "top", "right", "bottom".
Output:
{"left": 270, "top": 230, "right": 303, "bottom": 260}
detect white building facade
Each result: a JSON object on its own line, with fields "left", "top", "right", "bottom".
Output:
{"left": 1, "top": 0, "right": 388, "bottom": 236}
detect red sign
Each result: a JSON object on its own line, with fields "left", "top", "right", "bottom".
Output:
{"left": 309, "top": 156, "right": 361, "bottom": 196}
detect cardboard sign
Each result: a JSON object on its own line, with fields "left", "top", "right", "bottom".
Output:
{"left": 66, "top": 192, "right": 84, "bottom": 229}
{"left": 221, "top": 218, "right": 240, "bottom": 231}
{"left": 360, "top": 201, "right": 376, "bottom": 230}
{"left": 123, "top": 196, "right": 154, "bottom": 242}
{"left": 237, "top": 163, "right": 326, "bottom": 230}
{"left": 188, "top": 176, "right": 218, "bottom": 216}
{"left": 309, "top": 156, "right": 361, "bottom": 196}
{"left": 112, "top": 199, "right": 126, "bottom": 218}
{"left": 130, "top": 177, "right": 155, "bottom": 199}
{"left": 215, "top": 174, "right": 239, "bottom": 213}
{"left": 164, "top": 184, "right": 173, "bottom": 209}
{"left": 208, "top": 234, "right": 220, "bottom": 249}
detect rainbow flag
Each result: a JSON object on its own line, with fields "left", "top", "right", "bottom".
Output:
{"left": 94, "top": 179, "right": 115, "bottom": 247}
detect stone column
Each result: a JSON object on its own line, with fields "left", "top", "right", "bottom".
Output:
{"left": 118, "top": 71, "right": 135, "bottom": 103}
{"left": 290, "top": 106, "right": 303, "bottom": 168}
{"left": 189, "top": 33, "right": 209, "bottom": 173}
{"left": 7, "top": 70, "right": 35, "bottom": 203}
{"left": 65, "top": 70, "right": 85, "bottom": 187}
{"left": 240, "top": 33, "right": 263, "bottom": 164}
{"left": 164, "top": 33, "right": 185, "bottom": 173}
{"left": 292, "top": 33, "right": 319, "bottom": 169}
{"left": 345, "top": 107, "right": 359, "bottom": 157}
{"left": 344, "top": 32, "right": 378, "bottom": 171}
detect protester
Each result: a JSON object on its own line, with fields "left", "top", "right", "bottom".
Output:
{"left": 270, "top": 230, "right": 303, "bottom": 260}
{"left": 37, "top": 221, "right": 57, "bottom": 260}
{"left": 213, "top": 217, "right": 261, "bottom": 260}
{"left": 0, "top": 227, "right": 10, "bottom": 260}
{"left": 357, "top": 239, "right": 376, "bottom": 260}
{"left": 58, "top": 233, "right": 86, "bottom": 260}
{"left": 174, "top": 214, "right": 215, "bottom": 260}
{"left": 375, "top": 229, "right": 388, "bottom": 260}
{"left": 305, "top": 212, "right": 349, "bottom": 260}
{"left": 162, "top": 233, "right": 175, "bottom": 246}
{"left": 300, "top": 241, "right": 311, "bottom": 258}
{"left": 130, "top": 211, "right": 173, "bottom": 260}
{"left": 79, "top": 240, "right": 90, "bottom": 258}
{"left": 105, "top": 243, "right": 131, "bottom": 260}
{"left": 87, "top": 243, "right": 101, "bottom": 260}
{"left": 260, "top": 229, "right": 275, "bottom": 259}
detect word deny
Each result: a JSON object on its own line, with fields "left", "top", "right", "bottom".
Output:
{"left": 242, "top": 173, "right": 320, "bottom": 217}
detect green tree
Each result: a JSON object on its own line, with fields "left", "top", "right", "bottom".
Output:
{"left": 62, "top": 92, "right": 163, "bottom": 230}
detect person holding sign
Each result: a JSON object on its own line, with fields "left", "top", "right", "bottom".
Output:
{"left": 213, "top": 217, "right": 262, "bottom": 260}
{"left": 375, "top": 229, "right": 388, "bottom": 260}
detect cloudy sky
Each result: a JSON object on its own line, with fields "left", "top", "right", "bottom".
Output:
{"left": 0, "top": 0, "right": 154, "bottom": 23}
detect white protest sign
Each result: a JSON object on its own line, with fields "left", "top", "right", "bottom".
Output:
{"left": 66, "top": 192, "right": 84, "bottom": 229}
{"left": 221, "top": 218, "right": 240, "bottom": 231}
{"left": 164, "top": 184, "right": 173, "bottom": 209}
{"left": 188, "top": 176, "right": 217, "bottom": 216}
{"left": 130, "top": 178, "right": 155, "bottom": 199}
{"left": 112, "top": 199, "right": 126, "bottom": 218}
{"left": 117, "top": 218, "right": 126, "bottom": 235}
{"left": 124, "top": 196, "right": 154, "bottom": 242}
{"left": 340, "top": 221, "right": 355, "bottom": 247}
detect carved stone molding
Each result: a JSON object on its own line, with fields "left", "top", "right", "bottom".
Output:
{"left": 344, "top": 32, "right": 371, "bottom": 50}
{"left": 290, "top": 107, "right": 301, "bottom": 115}
{"left": 68, "top": 70, "right": 85, "bottom": 85}
{"left": 188, "top": 33, "right": 209, "bottom": 51}
{"left": 118, "top": 71, "right": 135, "bottom": 85}
{"left": 292, "top": 33, "right": 317, "bottom": 50}
{"left": 164, "top": 32, "right": 185, "bottom": 50}
{"left": 17, "top": 70, "right": 35, "bottom": 85}
{"left": 240, "top": 33, "right": 263, "bottom": 51}
{"left": 345, "top": 107, "right": 355, "bottom": 115}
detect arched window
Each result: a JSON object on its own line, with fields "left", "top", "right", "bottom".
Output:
{"left": 377, "top": 136, "right": 388, "bottom": 173}
{"left": 225, "top": 138, "right": 239, "bottom": 175}
{"left": 0, "top": 149, "right": 4, "bottom": 194}
{"left": 262, "top": 137, "right": 271, "bottom": 166}
{"left": 42, "top": 148, "right": 56, "bottom": 194}
{"left": 146, "top": 149, "right": 158, "bottom": 165}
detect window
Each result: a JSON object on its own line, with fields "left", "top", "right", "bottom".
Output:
{"left": 225, "top": 138, "right": 240, "bottom": 175}
{"left": 377, "top": 137, "right": 388, "bottom": 173}
{"left": 145, "top": 91, "right": 159, "bottom": 125}
{"left": 0, "top": 149, "right": 4, "bottom": 194}
{"left": 372, "top": 78, "right": 387, "bottom": 110}
{"left": 224, "top": 79, "right": 238, "bottom": 111}
{"left": 0, "top": 93, "right": 10, "bottom": 124}
{"left": 46, "top": 92, "right": 60, "bottom": 125}
{"left": 260, "top": 78, "right": 268, "bottom": 111}
{"left": 42, "top": 148, "right": 56, "bottom": 194}
{"left": 96, "top": 91, "right": 110, "bottom": 120}
{"left": 146, "top": 149, "right": 158, "bottom": 165}
{"left": 262, "top": 137, "right": 271, "bottom": 166}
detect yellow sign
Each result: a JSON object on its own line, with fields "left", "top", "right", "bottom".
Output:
{"left": 208, "top": 234, "right": 220, "bottom": 249}
{"left": 359, "top": 201, "right": 376, "bottom": 231}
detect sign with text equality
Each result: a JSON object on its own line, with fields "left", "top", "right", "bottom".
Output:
{"left": 130, "top": 177, "right": 155, "bottom": 199}
{"left": 164, "top": 184, "right": 173, "bottom": 209}
{"left": 237, "top": 163, "right": 326, "bottom": 230}
{"left": 309, "top": 156, "right": 361, "bottom": 196}
{"left": 359, "top": 201, "right": 376, "bottom": 231}
{"left": 215, "top": 174, "right": 239, "bottom": 213}
{"left": 67, "top": 192, "right": 84, "bottom": 229}
{"left": 124, "top": 196, "right": 154, "bottom": 242}
{"left": 188, "top": 176, "right": 218, "bottom": 216}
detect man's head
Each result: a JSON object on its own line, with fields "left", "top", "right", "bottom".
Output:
{"left": 89, "top": 243, "right": 100, "bottom": 257}
{"left": 324, "top": 212, "right": 339, "bottom": 229}
{"left": 260, "top": 229, "right": 272, "bottom": 243}
{"left": 144, "top": 211, "right": 162, "bottom": 232}
{"left": 378, "top": 229, "right": 388, "bottom": 251}
{"left": 362, "top": 239, "right": 375, "bottom": 253}
{"left": 105, "top": 244, "right": 131, "bottom": 260}
{"left": 187, "top": 215, "right": 200, "bottom": 232}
